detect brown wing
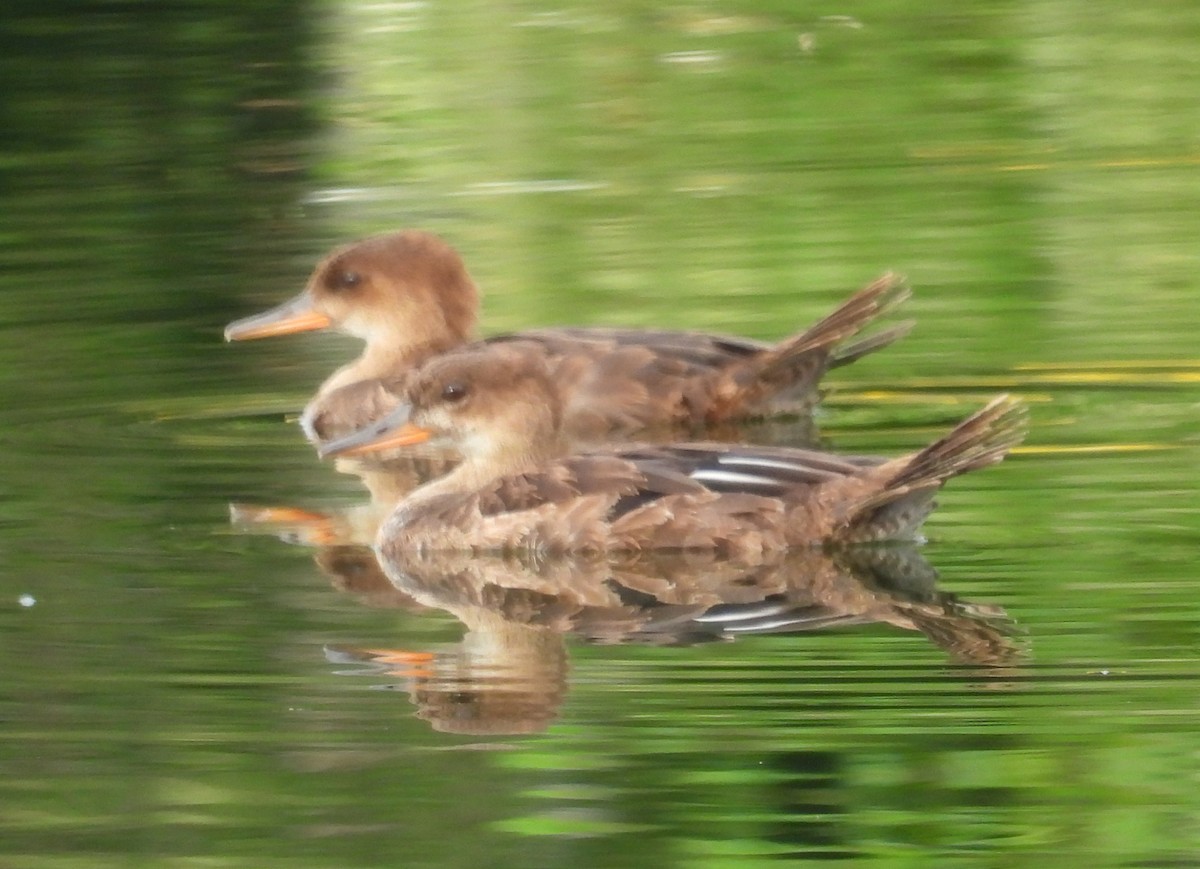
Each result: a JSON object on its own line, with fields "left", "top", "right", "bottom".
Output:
{"left": 483, "top": 332, "right": 747, "bottom": 435}
{"left": 489, "top": 327, "right": 767, "bottom": 368}
{"left": 616, "top": 442, "right": 884, "bottom": 495}
{"left": 603, "top": 443, "right": 890, "bottom": 554}
{"left": 387, "top": 441, "right": 891, "bottom": 556}
{"left": 484, "top": 275, "right": 909, "bottom": 429}
{"left": 591, "top": 443, "right": 886, "bottom": 555}
{"left": 456, "top": 443, "right": 885, "bottom": 523}
{"left": 473, "top": 454, "right": 653, "bottom": 515}
{"left": 394, "top": 454, "right": 656, "bottom": 556}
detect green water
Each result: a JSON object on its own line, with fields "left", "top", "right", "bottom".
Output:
{"left": 1, "top": 2, "right": 1198, "bottom": 867}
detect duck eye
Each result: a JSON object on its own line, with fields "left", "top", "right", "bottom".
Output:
{"left": 330, "top": 269, "right": 362, "bottom": 291}
{"left": 440, "top": 382, "right": 469, "bottom": 403}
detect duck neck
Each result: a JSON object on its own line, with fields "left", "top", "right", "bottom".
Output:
{"left": 318, "top": 332, "right": 468, "bottom": 398}
{"left": 408, "top": 431, "right": 568, "bottom": 505}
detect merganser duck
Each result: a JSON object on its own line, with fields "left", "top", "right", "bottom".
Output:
{"left": 319, "top": 345, "right": 1027, "bottom": 557}
{"left": 224, "top": 230, "right": 911, "bottom": 444}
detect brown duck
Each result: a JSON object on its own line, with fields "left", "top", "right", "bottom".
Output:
{"left": 319, "top": 344, "right": 1028, "bottom": 558}
{"left": 224, "top": 230, "right": 911, "bottom": 443}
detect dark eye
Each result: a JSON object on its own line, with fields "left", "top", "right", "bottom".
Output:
{"left": 441, "top": 382, "right": 469, "bottom": 403}
{"left": 329, "top": 269, "right": 362, "bottom": 292}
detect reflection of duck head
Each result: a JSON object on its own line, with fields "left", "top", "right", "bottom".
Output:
{"left": 226, "top": 451, "right": 462, "bottom": 551}
{"left": 329, "top": 605, "right": 569, "bottom": 737}
{"left": 410, "top": 612, "right": 569, "bottom": 736}
{"left": 229, "top": 501, "right": 384, "bottom": 547}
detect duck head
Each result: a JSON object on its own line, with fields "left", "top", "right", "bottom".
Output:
{"left": 224, "top": 230, "right": 480, "bottom": 359}
{"left": 319, "top": 345, "right": 566, "bottom": 473}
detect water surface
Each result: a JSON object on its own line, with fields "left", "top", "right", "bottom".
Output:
{"left": 1, "top": 2, "right": 1198, "bottom": 867}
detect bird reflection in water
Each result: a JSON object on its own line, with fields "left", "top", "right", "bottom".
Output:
{"left": 229, "top": 402, "right": 1025, "bottom": 735}
{"left": 320, "top": 544, "right": 1023, "bottom": 736}
{"left": 230, "top": 453, "right": 458, "bottom": 548}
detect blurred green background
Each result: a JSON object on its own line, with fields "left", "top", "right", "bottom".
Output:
{"left": 1, "top": 2, "right": 1198, "bottom": 867}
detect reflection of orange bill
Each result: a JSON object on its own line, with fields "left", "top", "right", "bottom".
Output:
{"left": 228, "top": 503, "right": 339, "bottom": 546}
{"left": 224, "top": 292, "right": 332, "bottom": 341}
{"left": 361, "top": 648, "right": 437, "bottom": 679}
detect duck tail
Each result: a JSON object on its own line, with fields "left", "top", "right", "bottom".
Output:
{"left": 724, "top": 273, "right": 913, "bottom": 415}
{"left": 843, "top": 396, "right": 1028, "bottom": 541}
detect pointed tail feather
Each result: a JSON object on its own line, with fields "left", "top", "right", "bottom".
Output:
{"left": 886, "top": 395, "right": 1028, "bottom": 491}
{"left": 846, "top": 396, "right": 1028, "bottom": 539}
{"left": 758, "top": 272, "right": 911, "bottom": 380}
{"left": 725, "top": 273, "right": 911, "bottom": 413}
{"left": 830, "top": 319, "right": 915, "bottom": 368}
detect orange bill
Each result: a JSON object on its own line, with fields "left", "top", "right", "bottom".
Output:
{"left": 224, "top": 292, "right": 332, "bottom": 341}
{"left": 318, "top": 406, "right": 431, "bottom": 459}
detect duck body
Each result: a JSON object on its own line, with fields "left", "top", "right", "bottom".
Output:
{"left": 378, "top": 445, "right": 876, "bottom": 560}
{"left": 224, "top": 230, "right": 911, "bottom": 445}
{"left": 376, "top": 432, "right": 1008, "bottom": 561}
{"left": 321, "top": 345, "right": 1027, "bottom": 559}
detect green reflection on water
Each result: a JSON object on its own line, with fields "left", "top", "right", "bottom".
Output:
{"left": 0, "top": 0, "right": 1198, "bottom": 867}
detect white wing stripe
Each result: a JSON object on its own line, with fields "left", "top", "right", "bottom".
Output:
{"left": 693, "top": 602, "right": 792, "bottom": 623}
{"left": 722, "top": 617, "right": 814, "bottom": 632}
{"left": 689, "top": 469, "right": 784, "bottom": 488}
{"left": 716, "top": 454, "right": 817, "bottom": 472}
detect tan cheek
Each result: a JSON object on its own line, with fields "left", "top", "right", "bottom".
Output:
{"left": 387, "top": 288, "right": 425, "bottom": 320}
{"left": 426, "top": 406, "right": 455, "bottom": 430}
{"left": 314, "top": 292, "right": 349, "bottom": 320}
{"left": 339, "top": 303, "right": 392, "bottom": 339}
